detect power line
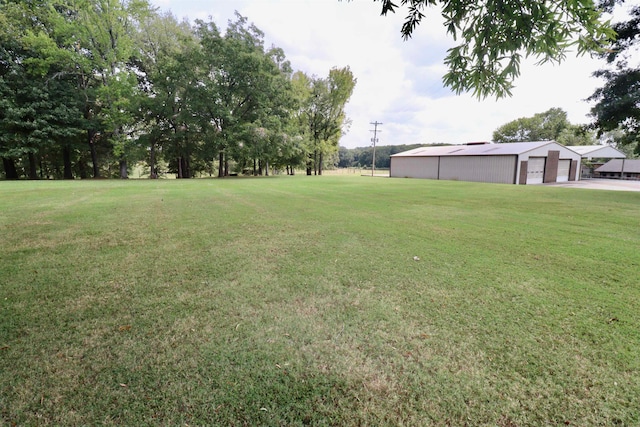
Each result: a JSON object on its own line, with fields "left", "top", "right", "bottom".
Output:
{"left": 370, "top": 121, "right": 382, "bottom": 176}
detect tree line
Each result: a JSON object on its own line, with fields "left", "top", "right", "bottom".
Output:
{"left": 0, "top": 1, "right": 356, "bottom": 180}
{"left": 337, "top": 144, "right": 445, "bottom": 169}
{"left": 2, "top": 0, "right": 637, "bottom": 179}
{"left": 493, "top": 108, "right": 599, "bottom": 146}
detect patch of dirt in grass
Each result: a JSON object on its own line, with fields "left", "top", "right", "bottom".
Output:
{"left": 293, "top": 297, "right": 320, "bottom": 317}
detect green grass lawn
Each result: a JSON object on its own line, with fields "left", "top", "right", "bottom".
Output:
{"left": 1, "top": 176, "right": 638, "bottom": 425}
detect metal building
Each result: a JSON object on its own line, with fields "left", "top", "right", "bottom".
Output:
{"left": 389, "top": 141, "right": 582, "bottom": 185}
{"left": 566, "top": 145, "right": 626, "bottom": 160}
{"left": 595, "top": 159, "right": 640, "bottom": 180}
{"left": 566, "top": 145, "right": 627, "bottom": 178}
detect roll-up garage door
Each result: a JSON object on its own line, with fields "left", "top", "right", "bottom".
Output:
{"left": 527, "top": 157, "right": 545, "bottom": 184}
{"left": 557, "top": 159, "right": 570, "bottom": 182}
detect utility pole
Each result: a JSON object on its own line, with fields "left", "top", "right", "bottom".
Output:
{"left": 370, "top": 121, "right": 382, "bottom": 176}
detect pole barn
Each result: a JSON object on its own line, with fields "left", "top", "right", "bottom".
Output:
{"left": 389, "top": 141, "right": 582, "bottom": 185}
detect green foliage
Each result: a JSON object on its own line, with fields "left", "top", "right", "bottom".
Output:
{"left": 189, "top": 13, "right": 299, "bottom": 177}
{"left": 492, "top": 107, "right": 595, "bottom": 144}
{"left": 297, "top": 67, "right": 357, "bottom": 174}
{"left": 0, "top": 4, "right": 351, "bottom": 179}
{"left": 556, "top": 125, "right": 598, "bottom": 146}
{"left": 133, "top": 12, "right": 199, "bottom": 177}
{"left": 363, "top": 0, "right": 615, "bottom": 98}
{"left": 589, "top": 69, "right": 640, "bottom": 140}
{"left": 72, "top": 0, "right": 156, "bottom": 178}
{"left": 588, "top": 3, "right": 640, "bottom": 151}
{"left": 0, "top": 0, "right": 85, "bottom": 179}
{"left": 339, "top": 143, "right": 433, "bottom": 168}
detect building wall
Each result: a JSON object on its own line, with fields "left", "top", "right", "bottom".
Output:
{"left": 438, "top": 156, "right": 517, "bottom": 184}
{"left": 518, "top": 145, "right": 567, "bottom": 161}
{"left": 543, "top": 150, "right": 560, "bottom": 183}
{"left": 569, "top": 160, "right": 578, "bottom": 181}
{"left": 518, "top": 160, "right": 528, "bottom": 185}
{"left": 576, "top": 146, "right": 627, "bottom": 160}
{"left": 390, "top": 143, "right": 582, "bottom": 184}
{"left": 516, "top": 145, "right": 582, "bottom": 184}
{"left": 390, "top": 157, "right": 439, "bottom": 179}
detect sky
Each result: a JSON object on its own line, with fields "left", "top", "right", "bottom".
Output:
{"left": 149, "top": 0, "right": 618, "bottom": 149}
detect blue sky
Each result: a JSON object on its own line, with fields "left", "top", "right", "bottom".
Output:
{"left": 150, "top": 0, "right": 613, "bottom": 149}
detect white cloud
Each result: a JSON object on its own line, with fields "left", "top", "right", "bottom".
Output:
{"left": 150, "top": 0, "right": 609, "bottom": 148}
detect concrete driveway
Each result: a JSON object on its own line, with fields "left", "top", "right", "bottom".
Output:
{"left": 545, "top": 179, "right": 640, "bottom": 192}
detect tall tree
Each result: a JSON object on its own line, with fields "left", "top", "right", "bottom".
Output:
{"left": 289, "top": 71, "right": 314, "bottom": 174}
{"left": 354, "top": 0, "right": 615, "bottom": 98}
{"left": 133, "top": 11, "right": 196, "bottom": 178}
{"left": 0, "top": 0, "right": 85, "bottom": 179}
{"left": 72, "top": 0, "right": 154, "bottom": 178}
{"left": 493, "top": 108, "right": 576, "bottom": 143}
{"left": 1, "top": 4, "right": 353, "bottom": 179}
{"left": 273, "top": 134, "right": 307, "bottom": 175}
{"left": 588, "top": 1, "right": 640, "bottom": 154}
{"left": 304, "top": 67, "right": 356, "bottom": 175}
{"left": 556, "top": 126, "right": 598, "bottom": 146}
{"left": 193, "top": 13, "right": 294, "bottom": 177}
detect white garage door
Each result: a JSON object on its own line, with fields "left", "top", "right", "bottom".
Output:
{"left": 557, "top": 159, "right": 571, "bottom": 182}
{"left": 527, "top": 157, "right": 546, "bottom": 184}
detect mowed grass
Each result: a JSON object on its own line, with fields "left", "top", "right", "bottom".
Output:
{"left": 1, "top": 176, "right": 638, "bottom": 426}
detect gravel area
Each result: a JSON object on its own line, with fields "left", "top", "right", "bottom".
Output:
{"left": 544, "top": 178, "right": 640, "bottom": 192}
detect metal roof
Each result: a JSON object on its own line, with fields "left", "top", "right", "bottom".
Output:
{"left": 391, "top": 141, "right": 568, "bottom": 157}
{"left": 595, "top": 159, "right": 640, "bottom": 173}
{"left": 566, "top": 145, "right": 626, "bottom": 158}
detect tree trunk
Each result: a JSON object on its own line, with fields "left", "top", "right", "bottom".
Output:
{"left": 78, "top": 153, "right": 87, "bottom": 179}
{"left": 218, "top": 150, "right": 224, "bottom": 177}
{"left": 63, "top": 146, "right": 74, "bottom": 179}
{"left": 119, "top": 158, "right": 128, "bottom": 179}
{"left": 28, "top": 152, "right": 38, "bottom": 180}
{"left": 183, "top": 156, "right": 191, "bottom": 178}
{"left": 2, "top": 157, "right": 19, "bottom": 180}
{"left": 149, "top": 140, "right": 157, "bottom": 179}
{"left": 88, "top": 130, "right": 100, "bottom": 178}
{"left": 224, "top": 158, "right": 229, "bottom": 177}
{"left": 265, "top": 160, "right": 269, "bottom": 176}
{"left": 318, "top": 153, "right": 323, "bottom": 175}
{"left": 177, "top": 156, "right": 183, "bottom": 178}
{"left": 253, "top": 158, "right": 257, "bottom": 176}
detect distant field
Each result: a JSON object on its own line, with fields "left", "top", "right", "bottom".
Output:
{"left": 1, "top": 176, "right": 638, "bottom": 425}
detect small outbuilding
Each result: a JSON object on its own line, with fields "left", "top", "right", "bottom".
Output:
{"left": 594, "top": 159, "right": 640, "bottom": 180}
{"left": 390, "top": 141, "right": 582, "bottom": 185}
{"left": 566, "top": 145, "right": 627, "bottom": 178}
{"left": 566, "top": 145, "right": 626, "bottom": 160}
